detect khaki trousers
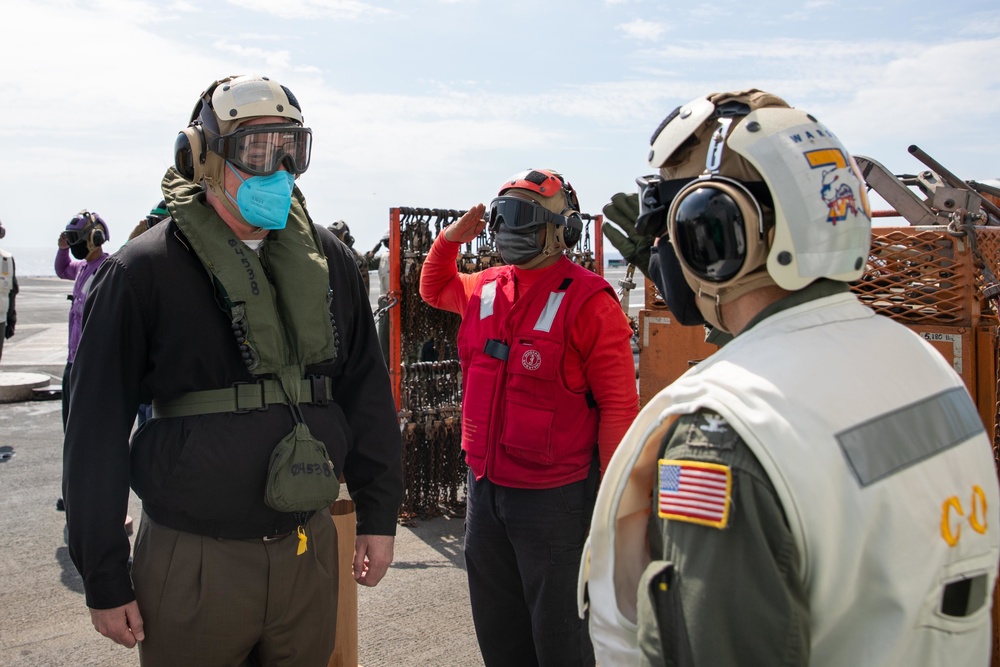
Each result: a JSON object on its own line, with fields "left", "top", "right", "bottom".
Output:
{"left": 133, "top": 509, "right": 338, "bottom": 667}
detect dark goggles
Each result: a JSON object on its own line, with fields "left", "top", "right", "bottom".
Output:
{"left": 635, "top": 175, "right": 697, "bottom": 238}
{"left": 671, "top": 185, "right": 752, "bottom": 283}
{"left": 486, "top": 196, "right": 581, "bottom": 234}
{"left": 208, "top": 123, "right": 312, "bottom": 176}
{"left": 63, "top": 229, "right": 89, "bottom": 246}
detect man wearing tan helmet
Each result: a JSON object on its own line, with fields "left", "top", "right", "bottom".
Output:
{"left": 62, "top": 74, "right": 402, "bottom": 666}
{"left": 579, "top": 90, "right": 1000, "bottom": 666}
{"left": 420, "top": 169, "right": 639, "bottom": 666}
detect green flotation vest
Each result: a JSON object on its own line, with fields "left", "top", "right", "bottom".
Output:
{"left": 160, "top": 167, "right": 341, "bottom": 513}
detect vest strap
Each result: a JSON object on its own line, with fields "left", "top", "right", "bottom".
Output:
{"left": 151, "top": 376, "right": 332, "bottom": 419}
{"left": 483, "top": 338, "right": 510, "bottom": 361}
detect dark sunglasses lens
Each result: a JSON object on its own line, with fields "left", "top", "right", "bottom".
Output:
{"left": 64, "top": 231, "right": 82, "bottom": 245}
{"left": 672, "top": 187, "right": 746, "bottom": 282}
{"left": 491, "top": 198, "right": 542, "bottom": 231}
{"left": 636, "top": 177, "right": 668, "bottom": 237}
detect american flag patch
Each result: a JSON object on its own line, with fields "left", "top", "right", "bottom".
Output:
{"left": 657, "top": 459, "right": 731, "bottom": 528}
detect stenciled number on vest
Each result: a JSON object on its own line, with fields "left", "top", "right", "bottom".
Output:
{"left": 940, "top": 485, "right": 989, "bottom": 547}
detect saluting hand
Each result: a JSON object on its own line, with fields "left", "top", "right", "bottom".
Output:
{"left": 443, "top": 203, "right": 486, "bottom": 244}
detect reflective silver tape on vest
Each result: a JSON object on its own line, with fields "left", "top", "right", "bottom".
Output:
{"left": 837, "top": 386, "right": 984, "bottom": 487}
{"left": 480, "top": 281, "right": 497, "bottom": 320}
{"left": 533, "top": 292, "right": 566, "bottom": 333}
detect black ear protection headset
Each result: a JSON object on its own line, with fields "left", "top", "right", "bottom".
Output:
{"left": 88, "top": 212, "right": 107, "bottom": 247}
{"left": 82, "top": 211, "right": 107, "bottom": 247}
{"left": 553, "top": 174, "right": 584, "bottom": 248}
{"left": 173, "top": 121, "right": 205, "bottom": 181}
{"left": 661, "top": 117, "right": 774, "bottom": 284}
{"left": 173, "top": 79, "right": 226, "bottom": 181}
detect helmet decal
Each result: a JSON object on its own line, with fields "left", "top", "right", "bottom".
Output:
{"left": 803, "top": 148, "right": 871, "bottom": 225}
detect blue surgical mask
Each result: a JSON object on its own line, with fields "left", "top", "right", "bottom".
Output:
{"left": 226, "top": 163, "right": 295, "bottom": 230}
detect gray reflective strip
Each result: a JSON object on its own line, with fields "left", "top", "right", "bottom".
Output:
{"left": 837, "top": 387, "right": 984, "bottom": 487}
{"left": 480, "top": 281, "right": 497, "bottom": 320}
{"left": 534, "top": 292, "right": 566, "bottom": 333}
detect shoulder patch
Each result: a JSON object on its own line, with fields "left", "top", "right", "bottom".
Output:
{"left": 682, "top": 410, "right": 738, "bottom": 451}
{"left": 657, "top": 459, "right": 732, "bottom": 529}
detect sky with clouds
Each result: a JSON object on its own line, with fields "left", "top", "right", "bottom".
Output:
{"left": 1, "top": 0, "right": 998, "bottom": 274}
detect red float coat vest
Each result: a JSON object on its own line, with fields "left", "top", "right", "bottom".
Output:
{"left": 458, "top": 257, "right": 614, "bottom": 488}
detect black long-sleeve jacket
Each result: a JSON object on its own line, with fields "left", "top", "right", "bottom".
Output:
{"left": 63, "top": 198, "right": 402, "bottom": 610}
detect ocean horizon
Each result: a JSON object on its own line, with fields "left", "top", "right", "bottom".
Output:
{"left": 1, "top": 246, "right": 67, "bottom": 278}
{"left": 3, "top": 245, "right": 627, "bottom": 279}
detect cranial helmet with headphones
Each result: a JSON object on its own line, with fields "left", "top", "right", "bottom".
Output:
{"left": 173, "top": 74, "right": 311, "bottom": 226}
{"left": 488, "top": 168, "right": 584, "bottom": 268}
{"left": 65, "top": 210, "right": 109, "bottom": 248}
{"left": 327, "top": 220, "right": 354, "bottom": 247}
{"left": 636, "top": 89, "right": 871, "bottom": 332}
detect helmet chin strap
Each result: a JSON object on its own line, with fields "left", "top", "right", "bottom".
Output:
{"left": 202, "top": 153, "right": 255, "bottom": 231}
{"left": 691, "top": 268, "right": 775, "bottom": 333}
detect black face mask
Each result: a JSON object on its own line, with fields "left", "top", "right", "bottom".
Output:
{"left": 69, "top": 241, "right": 91, "bottom": 260}
{"left": 495, "top": 226, "right": 544, "bottom": 266}
{"left": 656, "top": 241, "right": 706, "bottom": 326}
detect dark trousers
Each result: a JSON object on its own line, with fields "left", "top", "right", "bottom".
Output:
{"left": 464, "top": 467, "right": 598, "bottom": 667}
{"left": 61, "top": 361, "right": 72, "bottom": 431}
{"left": 133, "top": 510, "right": 338, "bottom": 667}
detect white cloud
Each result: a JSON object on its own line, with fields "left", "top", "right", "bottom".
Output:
{"left": 223, "top": 0, "right": 391, "bottom": 20}
{"left": 1, "top": 1, "right": 998, "bottom": 260}
{"left": 212, "top": 40, "right": 294, "bottom": 71}
{"left": 616, "top": 19, "right": 665, "bottom": 42}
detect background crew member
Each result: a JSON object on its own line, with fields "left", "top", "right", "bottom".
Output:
{"left": 62, "top": 74, "right": 403, "bottom": 666}
{"left": 420, "top": 169, "right": 639, "bottom": 666}
{"left": 328, "top": 220, "right": 373, "bottom": 298}
{"left": 581, "top": 89, "right": 1000, "bottom": 666}
{"left": 55, "top": 210, "right": 110, "bottom": 429}
{"left": 0, "top": 218, "right": 16, "bottom": 362}
{"left": 127, "top": 200, "right": 170, "bottom": 241}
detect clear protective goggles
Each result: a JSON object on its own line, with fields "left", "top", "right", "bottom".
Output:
{"left": 208, "top": 123, "right": 312, "bottom": 176}
{"left": 486, "top": 196, "right": 580, "bottom": 234}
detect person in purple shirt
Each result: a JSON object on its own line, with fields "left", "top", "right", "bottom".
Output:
{"left": 55, "top": 210, "right": 110, "bottom": 429}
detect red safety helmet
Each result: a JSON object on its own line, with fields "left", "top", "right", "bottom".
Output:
{"left": 497, "top": 169, "right": 582, "bottom": 247}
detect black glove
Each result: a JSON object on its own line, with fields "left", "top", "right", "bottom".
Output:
{"left": 602, "top": 192, "right": 654, "bottom": 280}
{"left": 4, "top": 322, "right": 13, "bottom": 339}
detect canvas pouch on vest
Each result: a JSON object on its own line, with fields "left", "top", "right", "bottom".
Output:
{"left": 163, "top": 167, "right": 341, "bottom": 512}
{"left": 265, "top": 422, "right": 340, "bottom": 512}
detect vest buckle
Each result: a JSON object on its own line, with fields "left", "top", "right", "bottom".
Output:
{"left": 308, "top": 375, "right": 330, "bottom": 405}
{"left": 233, "top": 380, "right": 268, "bottom": 413}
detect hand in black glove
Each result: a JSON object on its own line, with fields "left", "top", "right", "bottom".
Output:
{"left": 601, "top": 192, "right": 654, "bottom": 280}
{"left": 4, "top": 322, "right": 13, "bottom": 339}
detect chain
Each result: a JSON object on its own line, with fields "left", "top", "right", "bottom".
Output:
{"left": 393, "top": 206, "right": 603, "bottom": 524}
